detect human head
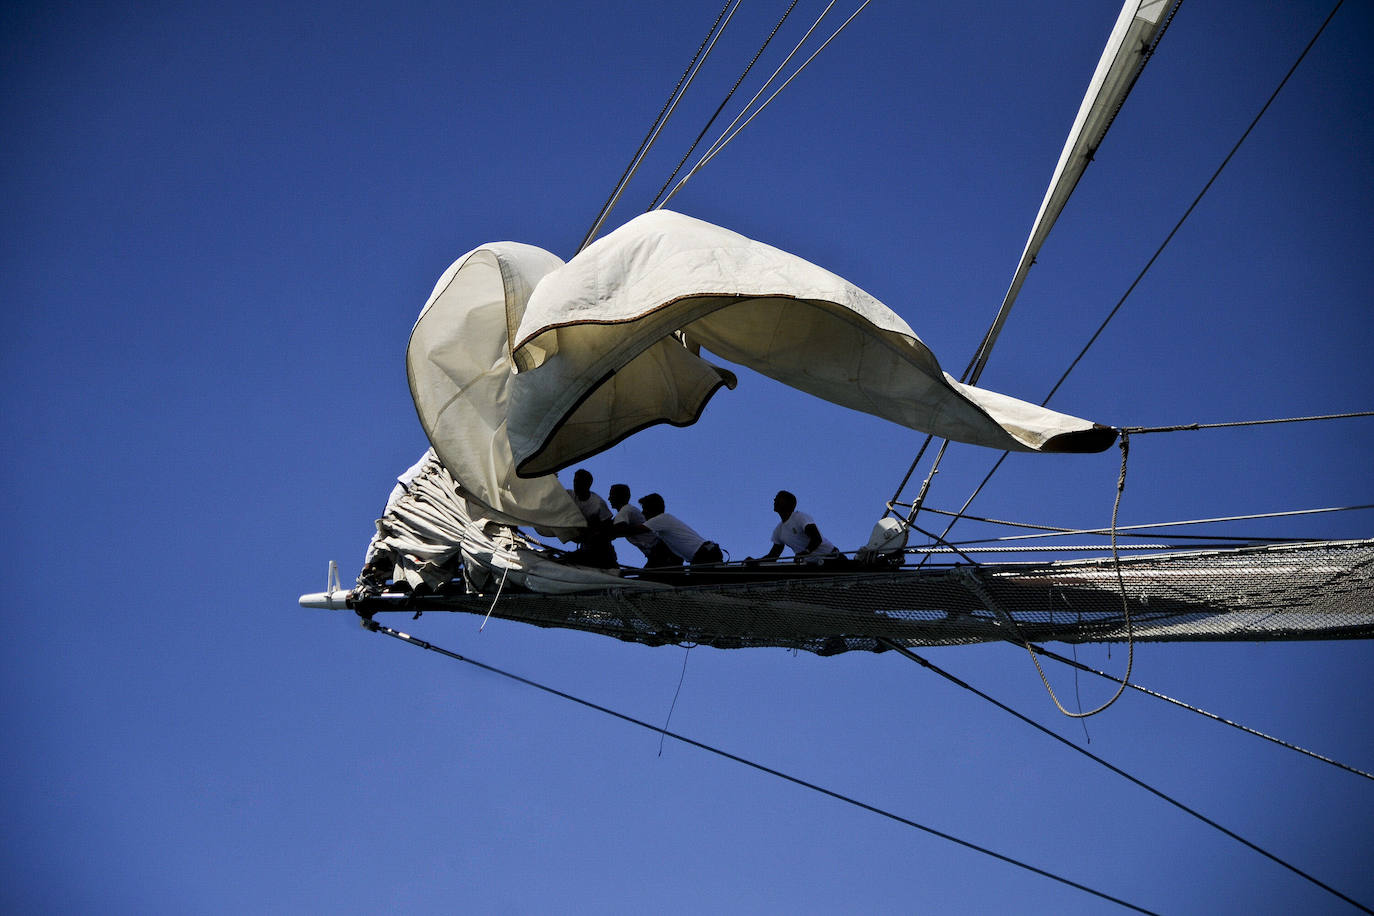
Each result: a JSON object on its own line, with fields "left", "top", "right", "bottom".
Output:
{"left": 773, "top": 490, "right": 797, "bottom": 518}
{"left": 572, "top": 468, "right": 593, "bottom": 499}
{"left": 638, "top": 492, "right": 665, "bottom": 519}
{"left": 608, "top": 483, "right": 630, "bottom": 509}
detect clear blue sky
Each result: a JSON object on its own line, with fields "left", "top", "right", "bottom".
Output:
{"left": 4, "top": 1, "right": 1372, "bottom": 913}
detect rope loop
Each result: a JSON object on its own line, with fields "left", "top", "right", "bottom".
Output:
{"left": 1021, "top": 431, "right": 1135, "bottom": 718}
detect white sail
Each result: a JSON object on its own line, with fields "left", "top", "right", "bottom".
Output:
{"left": 968, "top": 0, "right": 1180, "bottom": 382}
{"left": 508, "top": 210, "right": 1115, "bottom": 478}
{"left": 407, "top": 242, "right": 587, "bottom": 534}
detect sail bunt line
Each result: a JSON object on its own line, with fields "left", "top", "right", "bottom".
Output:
{"left": 354, "top": 540, "right": 1374, "bottom": 653}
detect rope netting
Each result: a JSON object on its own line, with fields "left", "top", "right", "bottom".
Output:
{"left": 356, "top": 539, "right": 1374, "bottom": 655}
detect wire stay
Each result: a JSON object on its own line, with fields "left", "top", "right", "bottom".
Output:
{"left": 1030, "top": 644, "right": 1374, "bottom": 782}
{"left": 880, "top": 640, "right": 1374, "bottom": 915}
{"left": 363, "top": 619, "right": 1158, "bottom": 914}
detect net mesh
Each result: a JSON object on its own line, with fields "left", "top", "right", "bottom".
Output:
{"left": 358, "top": 539, "right": 1374, "bottom": 654}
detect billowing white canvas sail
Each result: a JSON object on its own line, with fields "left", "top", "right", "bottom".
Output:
{"left": 508, "top": 210, "right": 1115, "bottom": 477}
{"left": 407, "top": 242, "right": 587, "bottom": 534}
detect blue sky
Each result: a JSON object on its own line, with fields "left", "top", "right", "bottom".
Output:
{"left": 3, "top": 1, "right": 1372, "bottom": 913}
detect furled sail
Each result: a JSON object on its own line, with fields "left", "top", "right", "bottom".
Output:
{"left": 358, "top": 449, "right": 664, "bottom": 596}
{"left": 968, "top": 0, "right": 1180, "bottom": 382}
{"left": 508, "top": 210, "right": 1116, "bottom": 477}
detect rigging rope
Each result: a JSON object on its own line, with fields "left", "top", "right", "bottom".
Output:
{"left": 918, "top": 504, "right": 1374, "bottom": 543}
{"left": 1030, "top": 645, "right": 1374, "bottom": 782}
{"left": 879, "top": 639, "right": 1374, "bottom": 915}
{"left": 889, "top": 0, "right": 1350, "bottom": 529}
{"left": 1040, "top": 0, "right": 1348, "bottom": 408}
{"left": 1122, "top": 410, "right": 1374, "bottom": 435}
{"left": 577, "top": 0, "right": 740, "bottom": 253}
{"left": 658, "top": 0, "right": 874, "bottom": 208}
{"left": 647, "top": 0, "right": 802, "bottom": 211}
{"left": 959, "top": 0, "right": 1185, "bottom": 389}
{"left": 362, "top": 619, "right": 1157, "bottom": 914}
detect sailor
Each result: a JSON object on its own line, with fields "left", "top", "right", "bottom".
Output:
{"left": 750, "top": 490, "right": 841, "bottom": 563}
{"left": 564, "top": 468, "right": 617, "bottom": 568}
{"left": 608, "top": 483, "right": 658, "bottom": 563}
{"left": 637, "top": 492, "right": 724, "bottom": 566}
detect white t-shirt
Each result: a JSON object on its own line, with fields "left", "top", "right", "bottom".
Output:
{"left": 613, "top": 504, "right": 657, "bottom": 556}
{"left": 568, "top": 489, "right": 612, "bottom": 525}
{"left": 645, "top": 512, "right": 707, "bottom": 560}
{"left": 771, "top": 510, "right": 837, "bottom": 556}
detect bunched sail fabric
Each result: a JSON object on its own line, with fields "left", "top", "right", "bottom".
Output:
{"left": 407, "top": 242, "right": 587, "bottom": 534}
{"left": 508, "top": 211, "right": 1116, "bottom": 477}
{"left": 359, "top": 450, "right": 664, "bottom": 596}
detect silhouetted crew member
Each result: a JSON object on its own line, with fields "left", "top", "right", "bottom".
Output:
{"left": 637, "top": 492, "right": 723, "bottom": 566}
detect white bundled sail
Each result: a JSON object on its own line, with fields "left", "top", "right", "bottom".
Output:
{"left": 358, "top": 450, "right": 665, "bottom": 596}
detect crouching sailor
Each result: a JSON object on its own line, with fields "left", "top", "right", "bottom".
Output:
{"left": 565, "top": 468, "right": 618, "bottom": 568}
{"left": 637, "top": 492, "right": 724, "bottom": 567}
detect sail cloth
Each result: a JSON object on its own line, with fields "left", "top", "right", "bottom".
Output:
{"left": 361, "top": 450, "right": 661, "bottom": 595}
{"left": 409, "top": 212, "right": 1115, "bottom": 530}
{"left": 972, "top": 0, "right": 1180, "bottom": 382}
{"left": 407, "top": 243, "right": 587, "bottom": 535}
{"left": 508, "top": 210, "right": 1115, "bottom": 477}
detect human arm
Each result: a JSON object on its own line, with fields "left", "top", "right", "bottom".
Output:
{"left": 800, "top": 523, "right": 824, "bottom": 555}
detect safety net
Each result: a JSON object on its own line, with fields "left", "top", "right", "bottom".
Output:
{"left": 354, "top": 539, "right": 1374, "bottom": 654}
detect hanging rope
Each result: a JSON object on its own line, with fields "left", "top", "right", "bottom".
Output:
{"left": 658, "top": 643, "right": 694, "bottom": 757}
{"left": 360, "top": 619, "right": 1158, "bottom": 914}
{"left": 879, "top": 639, "right": 1374, "bottom": 915}
{"left": 1030, "top": 645, "right": 1374, "bottom": 782}
{"left": 1015, "top": 434, "right": 1134, "bottom": 718}
{"left": 477, "top": 559, "right": 512, "bottom": 632}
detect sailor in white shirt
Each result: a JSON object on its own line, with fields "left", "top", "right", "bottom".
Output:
{"left": 608, "top": 483, "right": 658, "bottom": 562}
{"left": 565, "top": 468, "right": 617, "bottom": 567}
{"left": 637, "top": 492, "right": 723, "bottom": 566}
{"left": 568, "top": 469, "right": 612, "bottom": 526}
{"left": 752, "top": 490, "right": 839, "bottom": 562}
